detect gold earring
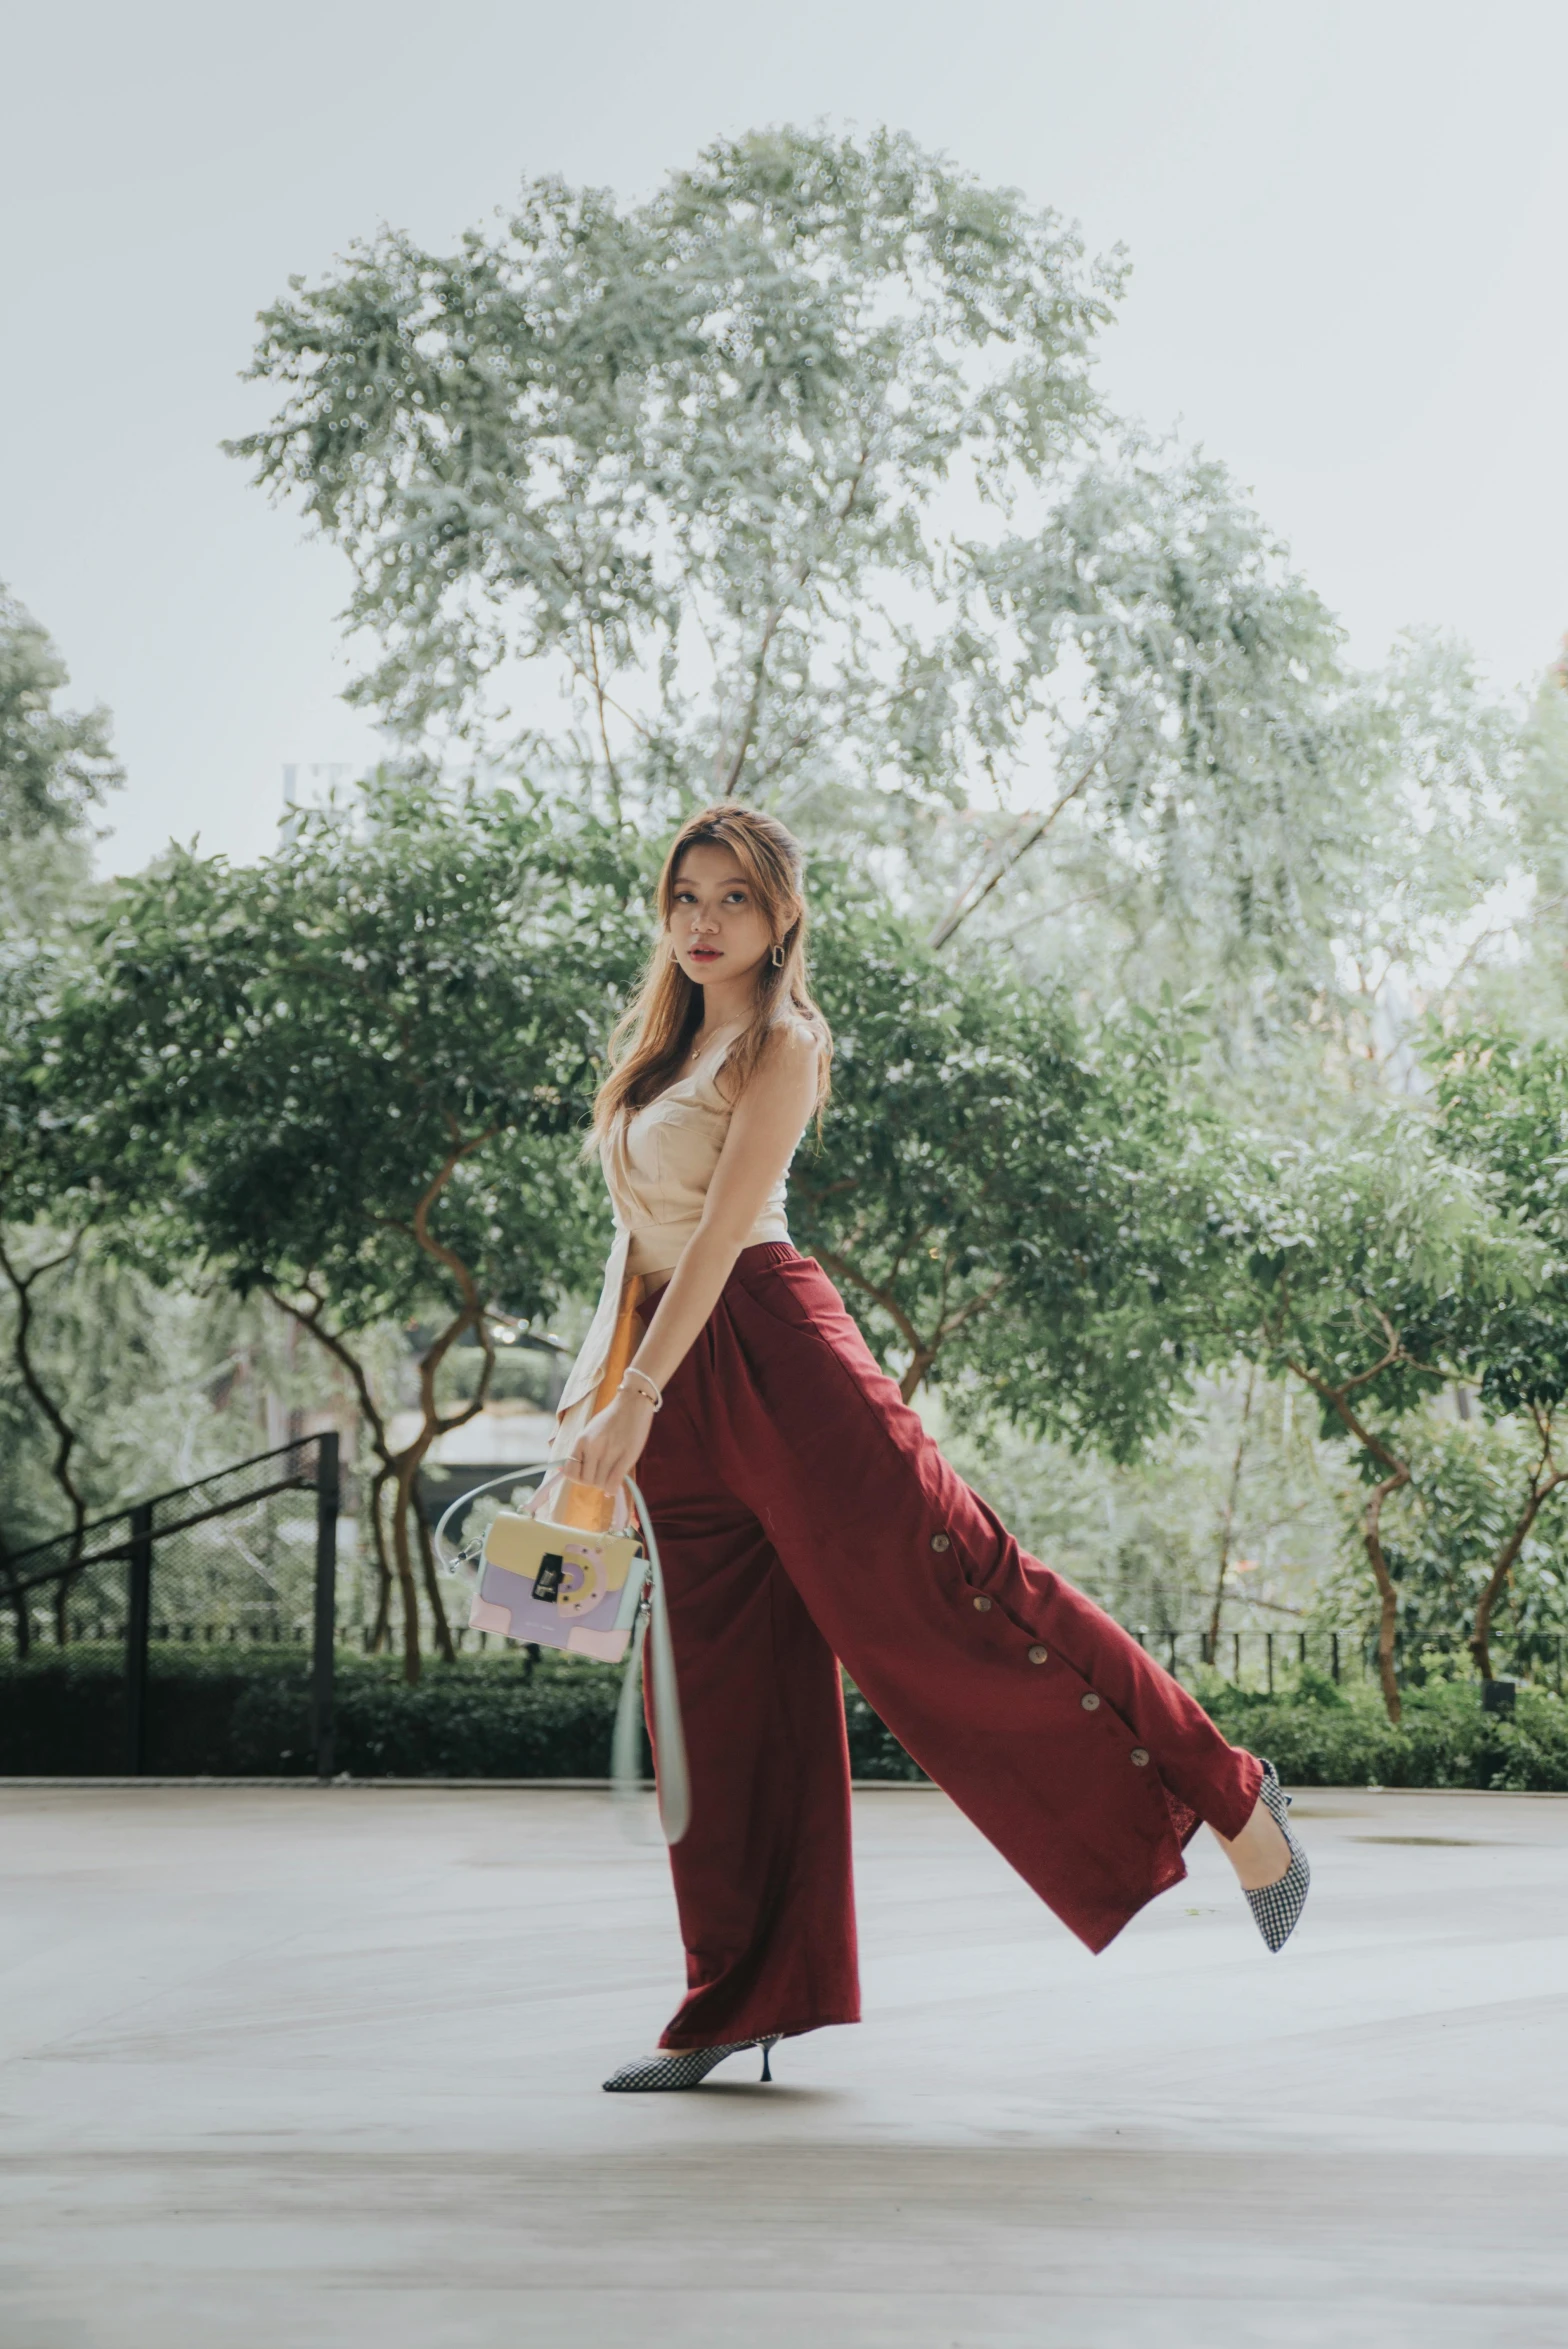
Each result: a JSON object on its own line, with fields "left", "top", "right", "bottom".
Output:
{"left": 770, "top": 943, "right": 785, "bottom": 969}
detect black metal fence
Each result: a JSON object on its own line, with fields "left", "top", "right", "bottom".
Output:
{"left": 1141, "top": 1625, "right": 1356, "bottom": 1694}
{"left": 1140, "top": 1624, "right": 1567, "bottom": 1696}
{"left": 1, "top": 1435, "right": 339, "bottom": 1776}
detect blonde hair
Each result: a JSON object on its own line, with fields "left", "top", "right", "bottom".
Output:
{"left": 591, "top": 802, "right": 832, "bottom": 1138}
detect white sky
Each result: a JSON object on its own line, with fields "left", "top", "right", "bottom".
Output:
{"left": 4, "top": 0, "right": 1565, "bottom": 876}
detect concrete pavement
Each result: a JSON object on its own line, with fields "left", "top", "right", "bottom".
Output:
{"left": 2, "top": 1781, "right": 1567, "bottom": 2347}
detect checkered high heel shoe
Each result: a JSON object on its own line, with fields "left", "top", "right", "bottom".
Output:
{"left": 602, "top": 2035, "right": 782, "bottom": 2093}
{"left": 1244, "top": 1759, "right": 1310, "bottom": 1952}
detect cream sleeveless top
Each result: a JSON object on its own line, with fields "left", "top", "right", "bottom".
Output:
{"left": 551, "top": 1021, "right": 793, "bottom": 1439}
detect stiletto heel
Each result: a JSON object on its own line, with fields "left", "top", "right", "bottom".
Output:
{"left": 603, "top": 2032, "right": 783, "bottom": 2093}
{"left": 1243, "top": 1758, "right": 1310, "bottom": 1952}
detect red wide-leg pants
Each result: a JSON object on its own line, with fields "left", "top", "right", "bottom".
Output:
{"left": 635, "top": 1244, "right": 1262, "bottom": 2051}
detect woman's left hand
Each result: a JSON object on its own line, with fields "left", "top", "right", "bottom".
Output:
{"left": 566, "top": 1390, "right": 656, "bottom": 1499}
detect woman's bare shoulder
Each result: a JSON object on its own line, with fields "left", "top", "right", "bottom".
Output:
{"left": 756, "top": 1015, "right": 822, "bottom": 1083}
{"left": 724, "top": 1015, "right": 820, "bottom": 1116}
{"left": 766, "top": 1012, "right": 821, "bottom": 1057}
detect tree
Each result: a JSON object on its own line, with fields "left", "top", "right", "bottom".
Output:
{"left": 233, "top": 127, "right": 1119, "bottom": 831}
{"left": 1454, "top": 661, "right": 1568, "bottom": 1043}
{"left": 0, "top": 589, "right": 122, "bottom": 1643}
{"left": 1367, "top": 1415, "right": 1568, "bottom": 1686}
{"left": 0, "top": 583, "right": 121, "bottom": 843}
{"left": 235, "top": 125, "right": 1500, "bottom": 1046}
{"left": 1220, "top": 1122, "right": 1535, "bottom": 1720}
{"left": 930, "top": 444, "right": 1366, "bottom": 972}
{"left": 1431, "top": 1030, "right": 1568, "bottom": 1679}
{"left": 793, "top": 894, "right": 1231, "bottom": 1456}
{"left": 43, "top": 778, "right": 646, "bottom": 1678}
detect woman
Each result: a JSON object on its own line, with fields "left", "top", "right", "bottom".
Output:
{"left": 552, "top": 802, "right": 1308, "bottom": 2094}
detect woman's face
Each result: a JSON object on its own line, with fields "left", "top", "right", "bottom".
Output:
{"left": 666, "top": 843, "right": 775, "bottom": 993}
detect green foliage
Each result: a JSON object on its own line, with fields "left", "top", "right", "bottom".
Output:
{"left": 941, "top": 1368, "right": 1343, "bottom": 1632}
{"left": 1420, "top": 669, "right": 1568, "bottom": 1043}
{"left": 18, "top": 776, "right": 658, "bottom": 1671}
{"left": 1432, "top": 1029, "right": 1568, "bottom": 1415}
{"left": 1221, "top": 1117, "right": 1533, "bottom": 1426}
{"left": 234, "top": 126, "right": 1117, "bottom": 820}
{"left": 1205, "top": 1674, "right": 1568, "bottom": 1792}
{"left": 44, "top": 776, "right": 645, "bottom": 1326}
{"left": 957, "top": 444, "right": 1366, "bottom": 982}
{"left": 0, "top": 1240, "right": 254, "bottom": 1561}
{"left": 13, "top": 1646, "right": 1568, "bottom": 1791}
{"left": 798, "top": 895, "right": 1230, "bottom": 1451}
{"left": 0, "top": 1647, "right": 923, "bottom": 1781}
{"left": 0, "top": 584, "right": 122, "bottom": 843}
{"left": 231, "top": 115, "right": 1558, "bottom": 1073}
{"left": 1213, "top": 1116, "right": 1545, "bottom": 1716}
{"left": 1368, "top": 1418, "right": 1568, "bottom": 1675}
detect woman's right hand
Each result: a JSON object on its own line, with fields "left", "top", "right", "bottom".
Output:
{"left": 566, "top": 1389, "right": 657, "bottom": 1500}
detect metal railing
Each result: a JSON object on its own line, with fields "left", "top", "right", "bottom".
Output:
{"left": 1136, "top": 1625, "right": 1354, "bottom": 1694}
{"left": 1133, "top": 1623, "right": 1566, "bottom": 1697}
{"left": 1, "top": 1435, "right": 339, "bottom": 1776}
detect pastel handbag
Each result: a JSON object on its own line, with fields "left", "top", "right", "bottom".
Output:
{"left": 435, "top": 1467, "right": 688, "bottom": 1843}
{"left": 469, "top": 1469, "right": 645, "bottom": 1663}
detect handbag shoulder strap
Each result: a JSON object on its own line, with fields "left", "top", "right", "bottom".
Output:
{"left": 613, "top": 1477, "right": 689, "bottom": 1846}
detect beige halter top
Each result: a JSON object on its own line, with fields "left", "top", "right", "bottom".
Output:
{"left": 551, "top": 1022, "right": 793, "bottom": 1449}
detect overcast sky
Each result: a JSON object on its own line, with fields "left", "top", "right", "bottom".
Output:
{"left": 5, "top": 0, "right": 1566, "bottom": 875}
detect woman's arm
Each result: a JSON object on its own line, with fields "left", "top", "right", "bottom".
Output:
{"left": 566, "top": 1025, "right": 819, "bottom": 1497}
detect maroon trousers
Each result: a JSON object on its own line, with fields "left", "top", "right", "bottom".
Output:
{"left": 635, "top": 1245, "right": 1262, "bottom": 2051}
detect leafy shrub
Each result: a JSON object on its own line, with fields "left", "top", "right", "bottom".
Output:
{"left": 0, "top": 1647, "right": 926, "bottom": 1780}
{"left": 1205, "top": 1674, "right": 1568, "bottom": 1792}
{"left": 7, "top": 1647, "right": 1568, "bottom": 1790}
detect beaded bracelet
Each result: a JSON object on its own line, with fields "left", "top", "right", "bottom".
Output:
{"left": 619, "top": 1367, "right": 664, "bottom": 1412}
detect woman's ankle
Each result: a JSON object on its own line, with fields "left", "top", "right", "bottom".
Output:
{"left": 1211, "top": 1798, "right": 1292, "bottom": 1891}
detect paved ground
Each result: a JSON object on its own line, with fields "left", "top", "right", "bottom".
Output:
{"left": 2, "top": 1781, "right": 1567, "bottom": 2348}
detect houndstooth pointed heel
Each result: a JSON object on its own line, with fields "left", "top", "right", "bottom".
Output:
{"left": 1244, "top": 1758, "right": 1310, "bottom": 1952}
{"left": 602, "top": 2034, "right": 782, "bottom": 2093}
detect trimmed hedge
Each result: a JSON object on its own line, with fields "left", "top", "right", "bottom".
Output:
{"left": 5, "top": 1647, "right": 1568, "bottom": 1790}
{"left": 1202, "top": 1671, "right": 1568, "bottom": 1794}
{"left": 0, "top": 1646, "right": 923, "bottom": 1781}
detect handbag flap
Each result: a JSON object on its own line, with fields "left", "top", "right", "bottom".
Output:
{"left": 483, "top": 1511, "right": 641, "bottom": 1592}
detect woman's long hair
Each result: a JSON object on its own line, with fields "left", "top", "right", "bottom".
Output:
{"left": 591, "top": 802, "right": 833, "bottom": 1140}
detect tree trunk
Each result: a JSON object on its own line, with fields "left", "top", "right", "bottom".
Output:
{"left": 1, "top": 1538, "right": 28, "bottom": 1658}
{"left": 412, "top": 1486, "right": 455, "bottom": 1664}
{"left": 263, "top": 1288, "right": 400, "bottom": 1655}
{"left": 1286, "top": 1342, "right": 1415, "bottom": 1727}
{"left": 1207, "top": 1366, "right": 1256, "bottom": 1653}
{"left": 366, "top": 1464, "right": 395, "bottom": 1653}
{"left": 0, "top": 1229, "right": 89, "bottom": 1648}
{"left": 1363, "top": 1465, "right": 1409, "bottom": 1726}
{"left": 389, "top": 1454, "right": 427, "bottom": 1684}
{"left": 1470, "top": 1462, "right": 1566, "bottom": 1682}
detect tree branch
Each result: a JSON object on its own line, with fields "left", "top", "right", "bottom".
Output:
{"left": 1282, "top": 1347, "right": 1410, "bottom": 1722}
{"left": 715, "top": 446, "right": 872, "bottom": 798}
{"left": 811, "top": 1245, "right": 931, "bottom": 1375}
{"left": 928, "top": 741, "right": 1106, "bottom": 950}
{"left": 264, "top": 1284, "right": 391, "bottom": 1463}
{"left": 1471, "top": 1404, "right": 1568, "bottom": 1680}
{"left": 0, "top": 1227, "right": 90, "bottom": 1603}
{"left": 1208, "top": 1365, "right": 1257, "bottom": 1651}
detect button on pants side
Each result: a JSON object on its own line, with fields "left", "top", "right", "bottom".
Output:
{"left": 636, "top": 1245, "right": 1263, "bottom": 2052}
